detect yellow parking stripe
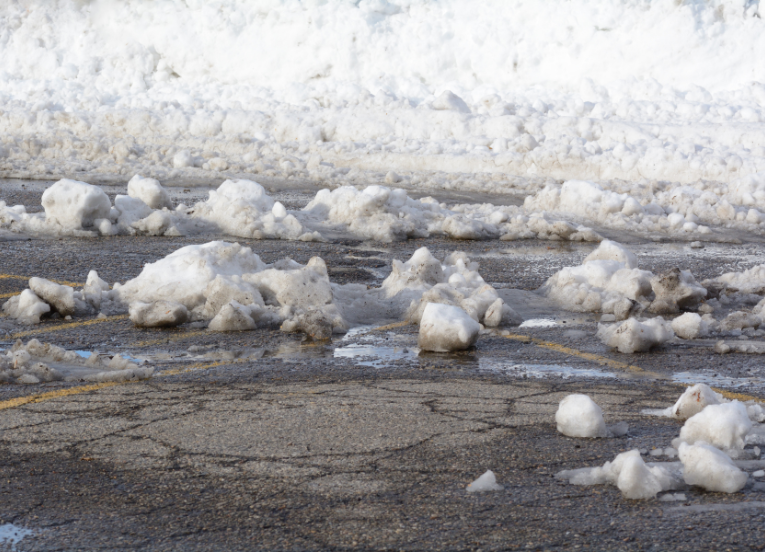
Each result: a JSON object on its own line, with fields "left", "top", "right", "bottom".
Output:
{"left": 10, "top": 315, "right": 129, "bottom": 339}
{"left": 131, "top": 330, "right": 208, "bottom": 348}
{"left": 0, "top": 274, "right": 83, "bottom": 287}
{"left": 0, "top": 382, "right": 123, "bottom": 411}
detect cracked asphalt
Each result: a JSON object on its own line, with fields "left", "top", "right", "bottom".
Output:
{"left": 3, "top": 180, "right": 765, "bottom": 551}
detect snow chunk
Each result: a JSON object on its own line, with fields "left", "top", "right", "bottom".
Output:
{"left": 115, "top": 241, "right": 267, "bottom": 310}
{"left": 208, "top": 301, "right": 256, "bottom": 332}
{"left": 597, "top": 317, "right": 674, "bottom": 353}
{"left": 1, "top": 289, "right": 50, "bottom": 324}
{"left": 129, "top": 301, "right": 190, "bottom": 328}
{"left": 466, "top": 470, "right": 503, "bottom": 492}
{"left": 583, "top": 240, "right": 638, "bottom": 269}
{"left": 674, "top": 401, "right": 752, "bottom": 451}
{"left": 678, "top": 442, "right": 747, "bottom": 493}
{"left": 29, "top": 277, "right": 75, "bottom": 317}
{"left": 556, "top": 450, "right": 680, "bottom": 500}
{"left": 648, "top": 268, "right": 706, "bottom": 314}
{"left": 127, "top": 175, "right": 171, "bottom": 209}
{"left": 41, "top": 179, "right": 111, "bottom": 231}
{"left": 540, "top": 241, "right": 651, "bottom": 315}
{"left": 671, "top": 312, "right": 708, "bottom": 340}
{"left": 418, "top": 303, "right": 479, "bottom": 352}
{"left": 671, "top": 384, "right": 722, "bottom": 420}
{"left": 193, "top": 179, "right": 316, "bottom": 240}
{"left": 556, "top": 394, "right": 608, "bottom": 438}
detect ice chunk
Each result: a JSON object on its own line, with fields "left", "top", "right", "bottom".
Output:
{"left": 127, "top": 175, "right": 172, "bottom": 209}
{"left": 129, "top": 301, "right": 189, "bottom": 328}
{"left": 208, "top": 301, "right": 256, "bottom": 331}
{"left": 674, "top": 401, "right": 752, "bottom": 451}
{"left": 671, "top": 384, "right": 722, "bottom": 420}
{"left": 555, "top": 394, "right": 608, "bottom": 438}
{"left": 648, "top": 268, "right": 706, "bottom": 314}
{"left": 466, "top": 470, "right": 503, "bottom": 492}
{"left": 1, "top": 289, "right": 50, "bottom": 324}
{"left": 192, "top": 179, "right": 314, "bottom": 240}
{"left": 202, "top": 275, "right": 265, "bottom": 318}
{"left": 82, "top": 270, "right": 110, "bottom": 309}
{"left": 597, "top": 317, "right": 675, "bottom": 353}
{"left": 720, "top": 311, "right": 761, "bottom": 332}
{"left": 418, "top": 303, "right": 479, "bottom": 352}
{"left": 115, "top": 241, "right": 267, "bottom": 310}
{"left": 556, "top": 450, "right": 680, "bottom": 500}
{"left": 41, "top": 179, "right": 111, "bottom": 231}
{"left": 540, "top": 241, "right": 652, "bottom": 315}
{"left": 29, "top": 277, "right": 76, "bottom": 317}
{"left": 678, "top": 442, "right": 747, "bottom": 493}
{"left": 583, "top": 240, "right": 638, "bottom": 269}
{"left": 671, "top": 312, "right": 708, "bottom": 339}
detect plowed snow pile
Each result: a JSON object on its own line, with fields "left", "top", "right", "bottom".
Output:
{"left": 2, "top": 1, "right": 765, "bottom": 241}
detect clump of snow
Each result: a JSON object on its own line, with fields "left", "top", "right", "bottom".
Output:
{"left": 670, "top": 384, "right": 722, "bottom": 420}
{"left": 418, "top": 303, "right": 480, "bottom": 353}
{"left": 40, "top": 179, "right": 112, "bottom": 233}
{"left": 0, "top": 339, "right": 153, "bottom": 384}
{"left": 29, "top": 277, "right": 76, "bottom": 317}
{"left": 673, "top": 401, "right": 752, "bottom": 452}
{"left": 555, "top": 394, "right": 627, "bottom": 439}
{"left": 678, "top": 442, "right": 748, "bottom": 494}
{"left": 191, "top": 179, "right": 319, "bottom": 241}
{"left": 648, "top": 268, "right": 707, "bottom": 314}
{"left": 556, "top": 450, "right": 681, "bottom": 500}
{"left": 1, "top": 289, "right": 50, "bottom": 324}
{"left": 671, "top": 313, "right": 708, "bottom": 340}
{"left": 129, "top": 301, "right": 190, "bottom": 328}
{"left": 466, "top": 470, "right": 503, "bottom": 492}
{"left": 539, "top": 241, "right": 652, "bottom": 316}
{"left": 127, "top": 175, "right": 172, "bottom": 209}
{"left": 597, "top": 317, "right": 675, "bottom": 354}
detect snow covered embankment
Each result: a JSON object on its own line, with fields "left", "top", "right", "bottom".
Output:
{"left": 2, "top": 2, "right": 765, "bottom": 199}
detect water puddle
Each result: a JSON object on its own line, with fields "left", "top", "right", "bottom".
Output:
{"left": 519, "top": 318, "right": 558, "bottom": 328}
{"left": 0, "top": 523, "right": 33, "bottom": 548}
{"left": 672, "top": 371, "right": 765, "bottom": 390}
{"left": 479, "top": 358, "right": 617, "bottom": 380}
{"left": 334, "top": 326, "right": 419, "bottom": 367}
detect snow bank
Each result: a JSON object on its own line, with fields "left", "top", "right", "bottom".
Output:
{"left": 597, "top": 317, "right": 675, "bottom": 354}
{"left": 556, "top": 450, "right": 681, "bottom": 500}
{"left": 418, "top": 303, "right": 480, "bottom": 353}
{"left": 466, "top": 470, "right": 503, "bottom": 492}
{"left": 0, "top": 339, "right": 153, "bottom": 385}
{"left": 678, "top": 442, "right": 748, "bottom": 494}
{"left": 673, "top": 402, "right": 752, "bottom": 451}
{"left": 2, "top": 0, "right": 765, "bottom": 193}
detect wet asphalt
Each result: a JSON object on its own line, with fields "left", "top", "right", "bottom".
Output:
{"left": 2, "top": 180, "right": 765, "bottom": 551}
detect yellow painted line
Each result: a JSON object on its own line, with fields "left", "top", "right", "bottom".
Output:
{"left": 502, "top": 333, "right": 660, "bottom": 377}
{"left": 10, "top": 315, "right": 129, "bottom": 339}
{"left": 0, "top": 382, "right": 123, "bottom": 412}
{"left": 131, "top": 330, "right": 208, "bottom": 348}
{"left": 0, "top": 274, "right": 83, "bottom": 288}
{"left": 368, "top": 321, "right": 411, "bottom": 333}
{"left": 0, "top": 292, "right": 18, "bottom": 299}
{"left": 502, "top": 332, "right": 765, "bottom": 403}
